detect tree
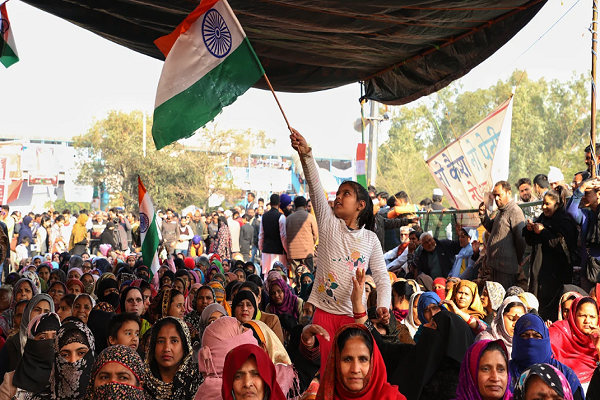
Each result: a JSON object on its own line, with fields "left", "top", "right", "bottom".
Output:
{"left": 378, "top": 70, "right": 594, "bottom": 206}
{"left": 73, "top": 110, "right": 273, "bottom": 211}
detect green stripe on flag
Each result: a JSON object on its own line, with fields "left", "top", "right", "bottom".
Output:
{"left": 152, "top": 37, "right": 264, "bottom": 150}
{"left": 141, "top": 214, "right": 160, "bottom": 272}
{"left": 0, "top": 36, "right": 18, "bottom": 68}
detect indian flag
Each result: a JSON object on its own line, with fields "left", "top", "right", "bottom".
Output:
{"left": 138, "top": 177, "right": 160, "bottom": 278}
{"left": 0, "top": 2, "right": 19, "bottom": 68}
{"left": 152, "top": 0, "right": 265, "bottom": 150}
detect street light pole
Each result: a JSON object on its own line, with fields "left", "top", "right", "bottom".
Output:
{"left": 367, "top": 101, "right": 379, "bottom": 186}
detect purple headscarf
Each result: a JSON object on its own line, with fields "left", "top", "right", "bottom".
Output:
{"left": 454, "top": 339, "right": 512, "bottom": 400}
{"left": 267, "top": 277, "right": 299, "bottom": 320}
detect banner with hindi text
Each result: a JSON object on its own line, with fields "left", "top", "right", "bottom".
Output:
{"left": 426, "top": 96, "right": 513, "bottom": 209}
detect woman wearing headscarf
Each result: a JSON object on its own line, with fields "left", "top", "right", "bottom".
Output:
{"left": 549, "top": 296, "right": 600, "bottom": 387}
{"left": 84, "top": 344, "right": 146, "bottom": 400}
{"left": 198, "top": 303, "right": 228, "bottom": 336}
{"left": 0, "top": 313, "right": 60, "bottom": 400}
{"left": 221, "top": 344, "right": 288, "bottom": 400}
{"left": 298, "top": 273, "right": 314, "bottom": 302}
{"left": 265, "top": 276, "right": 303, "bottom": 323}
{"left": 509, "top": 313, "right": 584, "bottom": 400}
{"left": 393, "top": 310, "right": 473, "bottom": 400}
{"left": 315, "top": 324, "right": 405, "bottom": 400}
{"left": 513, "top": 364, "right": 574, "bottom": 400}
{"left": 144, "top": 317, "right": 201, "bottom": 400}
{"left": 48, "top": 269, "right": 67, "bottom": 287}
{"left": 213, "top": 217, "right": 232, "bottom": 261}
{"left": 242, "top": 318, "right": 324, "bottom": 400}
{"left": 390, "top": 281, "right": 413, "bottom": 323}
{"left": 0, "top": 279, "right": 37, "bottom": 340}
{"left": 18, "top": 216, "right": 33, "bottom": 248}
{"left": 99, "top": 222, "right": 118, "bottom": 252}
{"left": 31, "top": 319, "right": 96, "bottom": 400}
{"left": 432, "top": 277, "right": 446, "bottom": 300}
{"left": 517, "top": 292, "right": 539, "bottom": 313}
{"left": 524, "top": 186, "right": 577, "bottom": 311}
{"left": 443, "top": 280, "right": 487, "bottom": 335}
{"left": 208, "top": 281, "right": 231, "bottom": 316}
{"left": 1, "top": 293, "right": 54, "bottom": 380}
{"left": 480, "top": 281, "right": 506, "bottom": 325}
{"left": 475, "top": 296, "right": 526, "bottom": 359}
{"left": 185, "top": 285, "right": 215, "bottom": 333}
{"left": 454, "top": 340, "right": 512, "bottom": 400}
{"left": 401, "top": 292, "right": 421, "bottom": 339}
{"left": 147, "top": 288, "right": 199, "bottom": 346}
{"left": 96, "top": 277, "right": 120, "bottom": 311}
{"left": 195, "top": 317, "right": 259, "bottom": 400}
{"left": 69, "top": 214, "right": 90, "bottom": 256}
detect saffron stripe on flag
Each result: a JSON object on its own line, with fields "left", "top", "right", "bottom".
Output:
{"left": 152, "top": 37, "right": 264, "bottom": 150}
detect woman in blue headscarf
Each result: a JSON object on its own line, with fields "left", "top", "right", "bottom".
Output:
{"left": 414, "top": 292, "right": 441, "bottom": 343}
{"left": 509, "top": 313, "right": 584, "bottom": 400}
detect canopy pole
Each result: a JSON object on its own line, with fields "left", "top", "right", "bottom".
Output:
{"left": 592, "top": 0, "right": 598, "bottom": 178}
{"left": 264, "top": 74, "right": 293, "bottom": 133}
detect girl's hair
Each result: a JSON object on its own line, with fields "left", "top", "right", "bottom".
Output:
{"left": 60, "top": 293, "right": 77, "bottom": 308}
{"left": 481, "top": 340, "right": 508, "bottom": 364}
{"left": 337, "top": 327, "right": 373, "bottom": 356}
{"left": 503, "top": 302, "right": 526, "bottom": 315}
{"left": 367, "top": 288, "right": 378, "bottom": 309}
{"left": 544, "top": 185, "right": 568, "bottom": 210}
{"left": 391, "top": 281, "right": 414, "bottom": 303}
{"left": 340, "top": 180, "right": 374, "bottom": 231}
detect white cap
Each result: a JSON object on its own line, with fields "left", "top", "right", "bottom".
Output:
{"left": 224, "top": 210, "right": 232, "bottom": 217}
{"left": 433, "top": 188, "right": 443, "bottom": 196}
{"left": 218, "top": 207, "right": 224, "bottom": 212}
{"left": 548, "top": 166, "right": 565, "bottom": 184}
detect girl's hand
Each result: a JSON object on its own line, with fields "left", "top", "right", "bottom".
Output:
{"left": 290, "top": 128, "right": 310, "bottom": 154}
{"left": 526, "top": 218, "right": 534, "bottom": 231}
{"left": 351, "top": 268, "right": 366, "bottom": 307}
{"left": 376, "top": 307, "right": 390, "bottom": 325}
{"left": 440, "top": 299, "right": 459, "bottom": 313}
{"left": 301, "top": 324, "right": 330, "bottom": 348}
{"left": 533, "top": 223, "right": 544, "bottom": 234}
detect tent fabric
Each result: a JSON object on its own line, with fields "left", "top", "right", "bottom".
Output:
{"left": 22, "top": 0, "right": 546, "bottom": 105}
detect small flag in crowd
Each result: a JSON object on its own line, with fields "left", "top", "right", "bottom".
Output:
{"left": 0, "top": 2, "right": 19, "bottom": 68}
{"left": 356, "top": 143, "right": 367, "bottom": 189}
{"left": 138, "top": 177, "right": 161, "bottom": 278}
{"left": 152, "top": 0, "right": 265, "bottom": 150}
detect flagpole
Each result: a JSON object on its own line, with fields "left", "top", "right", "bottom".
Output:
{"left": 263, "top": 74, "right": 293, "bottom": 133}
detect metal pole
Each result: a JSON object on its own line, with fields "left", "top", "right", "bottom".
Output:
{"left": 367, "top": 101, "right": 379, "bottom": 186}
{"left": 143, "top": 111, "right": 147, "bottom": 158}
{"left": 592, "top": 0, "right": 598, "bottom": 177}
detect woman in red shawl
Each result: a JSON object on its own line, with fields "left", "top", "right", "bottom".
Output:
{"left": 222, "top": 343, "right": 287, "bottom": 400}
{"left": 549, "top": 296, "right": 600, "bottom": 384}
{"left": 315, "top": 324, "right": 406, "bottom": 400}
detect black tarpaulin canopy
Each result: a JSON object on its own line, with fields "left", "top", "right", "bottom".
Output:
{"left": 21, "top": 0, "right": 547, "bottom": 105}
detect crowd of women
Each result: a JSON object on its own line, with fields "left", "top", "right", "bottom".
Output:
{"left": 0, "top": 129, "right": 596, "bottom": 400}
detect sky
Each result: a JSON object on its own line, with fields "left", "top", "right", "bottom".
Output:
{"left": 0, "top": 0, "right": 594, "bottom": 157}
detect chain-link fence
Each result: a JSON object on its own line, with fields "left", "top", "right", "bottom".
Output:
{"left": 417, "top": 200, "right": 544, "bottom": 240}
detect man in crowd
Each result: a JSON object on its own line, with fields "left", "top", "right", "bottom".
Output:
{"left": 572, "top": 171, "right": 591, "bottom": 191}
{"left": 377, "top": 192, "right": 389, "bottom": 213}
{"left": 533, "top": 174, "right": 549, "bottom": 199}
{"left": 189, "top": 209, "right": 207, "bottom": 242}
{"left": 285, "top": 196, "right": 318, "bottom": 272}
{"left": 259, "top": 194, "right": 287, "bottom": 275}
{"left": 411, "top": 232, "right": 461, "bottom": 279}
{"left": 479, "top": 180, "right": 527, "bottom": 289}
{"left": 160, "top": 208, "right": 179, "bottom": 256}
{"left": 515, "top": 178, "right": 537, "bottom": 203}
{"left": 239, "top": 214, "right": 254, "bottom": 262}
{"left": 431, "top": 188, "right": 444, "bottom": 210}
{"left": 251, "top": 206, "right": 262, "bottom": 263}
{"left": 585, "top": 142, "right": 600, "bottom": 175}
{"left": 226, "top": 210, "right": 241, "bottom": 255}
{"left": 246, "top": 192, "right": 257, "bottom": 214}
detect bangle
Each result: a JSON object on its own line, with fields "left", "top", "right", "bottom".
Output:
{"left": 467, "top": 316, "right": 475, "bottom": 325}
{"left": 353, "top": 311, "right": 367, "bottom": 319}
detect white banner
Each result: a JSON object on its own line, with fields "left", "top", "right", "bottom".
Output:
{"left": 426, "top": 97, "right": 513, "bottom": 209}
